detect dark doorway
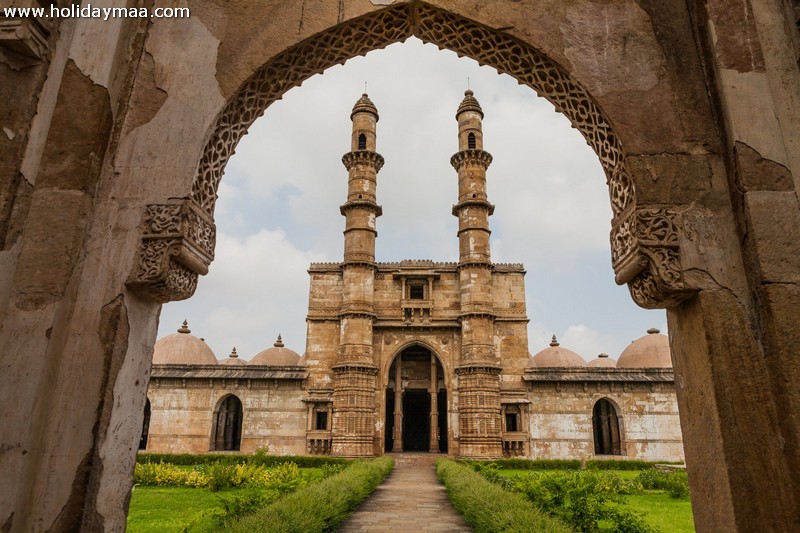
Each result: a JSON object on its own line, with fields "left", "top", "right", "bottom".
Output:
{"left": 385, "top": 345, "right": 447, "bottom": 453}
{"left": 403, "top": 389, "right": 430, "bottom": 451}
{"left": 213, "top": 395, "right": 243, "bottom": 451}
{"left": 593, "top": 398, "right": 622, "bottom": 455}
{"left": 139, "top": 398, "right": 151, "bottom": 450}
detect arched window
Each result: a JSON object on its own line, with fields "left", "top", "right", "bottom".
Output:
{"left": 138, "top": 398, "right": 151, "bottom": 450}
{"left": 468, "top": 132, "right": 476, "bottom": 149}
{"left": 592, "top": 399, "right": 622, "bottom": 455}
{"left": 358, "top": 133, "right": 367, "bottom": 150}
{"left": 212, "top": 395, "right": 243, "bottom": 451}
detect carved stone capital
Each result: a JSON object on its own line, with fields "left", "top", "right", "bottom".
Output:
{"left": 611, "top": 207, "right": 694, "bottom": 309}
{"left": 127, "top": 200, "right": 215, "bottom": 303}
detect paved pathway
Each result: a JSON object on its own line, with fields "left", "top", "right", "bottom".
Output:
{"left": 338, "top": 453, "right": 472, "bottom": 532}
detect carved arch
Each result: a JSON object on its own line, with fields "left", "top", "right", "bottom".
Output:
{"left": 127, "top": 2, "right": 693, "bottom": 308}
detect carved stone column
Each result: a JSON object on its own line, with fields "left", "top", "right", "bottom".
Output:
{"left": 392, "top": 355, "right": 403, "bottom": 452}
{"left": 429, "top": 355, "right": 440, "bottom": 453}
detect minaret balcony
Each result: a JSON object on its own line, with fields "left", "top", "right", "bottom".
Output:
{"left": 450, "top": 149, "right": 493, "bottom": 171}
{"left": 342, "top": 151, "right": 385, "bottom": 172}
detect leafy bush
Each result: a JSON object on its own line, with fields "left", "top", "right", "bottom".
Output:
{"left": 437, "top": 459, "right": 572, "bottom": 533}
{"left": 225, "top": 457, "right": 394, "bottom": 532}
{"left": 499, "top": 470, "right": 655, "bottom": 533}
{"left": 134, "top": 460, "right": 305, "bottom": 493}
{"left": 635, "top": 469, "right": 690, "bottom": 499}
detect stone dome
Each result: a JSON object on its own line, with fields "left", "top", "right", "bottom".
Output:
{"left": 617, "top": 328, "right": 672, "bottom": 368}
{"left": 456, "top": 89, "right": 484, "bottom": 118}
{"left": 249, "top": 335, "right": 301, "bottom": 366}
{"left": 153, "top": 321, "right": 217, "bottom": 365}
{"left": 529, "top": 335, "right": 586, "bottom": 368}
{"left": 351, "top": 93, "right": 379, "bottom": 121}
{"left": 219, "top": 347, "right": 246, "bottom": 366}
{"left": 588, "top": 353, "right": 617, "bottom": 368}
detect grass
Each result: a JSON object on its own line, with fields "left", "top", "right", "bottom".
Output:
{"left": 624, "top": 493, "right": 695, "bottom": 533}
{"left": 437, "top": 459, "right": 572, "bottom": 533}
{"left": 127, "top": 486, "right": 233, "bottom": 533}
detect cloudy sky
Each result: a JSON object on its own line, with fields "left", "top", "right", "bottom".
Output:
{"left": 158, "top": 38, "right": 666, "bottom": 362}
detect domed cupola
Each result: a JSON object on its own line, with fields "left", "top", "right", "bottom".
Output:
{"left": 350, "top": 93, "right": 379, "bottom": 121}
{"left": 152, "top": 320, "right": 218, "bottom": 365}
{"left": 528, "top": 335, "right": 587, "bottom": 368}
{"left": 249, "top": 335, "right": 301, "bottom": 366}
{"left": 588, "top": 353, "right": 617, "bottom": 368}
{"left": 456, "top": 89, "right": 484, "bottom": 119}
{"left": 616, "top": 328, "right": 672, "bottom": 368}
{"left": 219, "top": 346, "right": 246, "bottom": 366}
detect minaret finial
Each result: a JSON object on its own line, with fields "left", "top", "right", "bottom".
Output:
{"left": 467, "top": 76, "right": 470, "bottom": 90}
{"left": 274, "top": 334, "right": 284, "bottom": 348}
{"left": 178, "top": 320, "right": 190, "bottom": 334}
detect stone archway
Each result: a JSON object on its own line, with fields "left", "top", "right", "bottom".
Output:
{"left": 2, "top": 2, "right": 799, "bottom": 532}
{"left": 385, "top": 344, "right": 448, "bottom": 454}
{"left": 129, "top": 3, "right": 689, "bottom": 314}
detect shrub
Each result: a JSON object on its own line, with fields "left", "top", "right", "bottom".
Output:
{"left": 635, "top": 469, "right": 690, "bottom": 499}
{"left": 500, "top": 470, "right": 654, "bottom": 533}
{"left": 437, "top": 459, "right": 572, "bottom": 533}
{"left": 224, "top": 457, "right": 394, "bottom": 533}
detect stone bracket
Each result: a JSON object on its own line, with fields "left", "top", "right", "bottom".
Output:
{"left": 126, "top": 199, "right": 215, "bottom": 303}
{"left": 611, "top": 206, "right": 695, "bottom": 309}
{"left": 0, "top": 17, "right": 50, "bottom": 60}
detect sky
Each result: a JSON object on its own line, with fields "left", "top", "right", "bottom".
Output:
{"left": 158, "top": 37, "right": 666, "bottom": 362}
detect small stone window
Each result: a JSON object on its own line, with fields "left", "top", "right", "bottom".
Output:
{"left": 315, "top": 411, "right": 328, "bottom": 430}
{"left": 358, "top": 133, "right": 367, "bottom": 150}
{"left": 505, "top": 412, "right": 518, "bottom": 432}
{"left": 409, "top": 283, "right": 425, "bottom": 300}
{"left": 468, "top": 132, "right": 476, "bottom": 149}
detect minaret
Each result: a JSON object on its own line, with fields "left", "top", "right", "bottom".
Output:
{"left": 330, "top": 94, "right": 383, "bottom": 457}
{"left": 451, "top": 90, "right": 503, "bottom": 458}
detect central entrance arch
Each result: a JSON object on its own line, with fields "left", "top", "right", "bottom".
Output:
{"left": 385, "top": 345, "right": 447, "bottom": 453}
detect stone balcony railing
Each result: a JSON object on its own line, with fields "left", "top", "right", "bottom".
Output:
{"left": 306, "top": 430, "right": 332, "bottom": 455}
{"left": 502, "top": 432, "right": 527, "bottom": 457}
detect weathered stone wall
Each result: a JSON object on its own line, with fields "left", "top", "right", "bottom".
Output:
{"left": 528, "top": 382, "right": 684, "bottom": 461}
{"left": 146, "top": 377, "right": 306, "bottom": 455}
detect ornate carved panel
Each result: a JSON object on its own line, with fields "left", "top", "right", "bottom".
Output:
{"left": 127, "top": 200, "right": 215, "bottom": 302}
{"left": 611, "top": 207, "right": 692, "bottom": 308}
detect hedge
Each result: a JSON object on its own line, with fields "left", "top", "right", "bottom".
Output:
{"left": 136, "top": 451, "right": 350, "bottom": 469}
{"left": 224, "top": 457, "right": 394, "bottom": 533}
{"left": 465, "top": 458, "right": 582, "bottom": 471}
{"left": 437, "top": 459, "right": 572, "bottom": 533}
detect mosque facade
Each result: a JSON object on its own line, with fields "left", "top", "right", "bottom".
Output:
{"left": 143, "top": 93, "right": 684, "bottom": 462}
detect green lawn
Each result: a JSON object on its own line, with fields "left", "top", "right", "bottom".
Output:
{"left": 624, "top": 492, "right": 695, "bottom": 533}
{"left": 127, "top": 486, "right": 228, "bottom": 533}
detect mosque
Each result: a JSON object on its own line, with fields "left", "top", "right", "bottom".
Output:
{"left": 142, "top": 92, "right": 684, "bottom": 461}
